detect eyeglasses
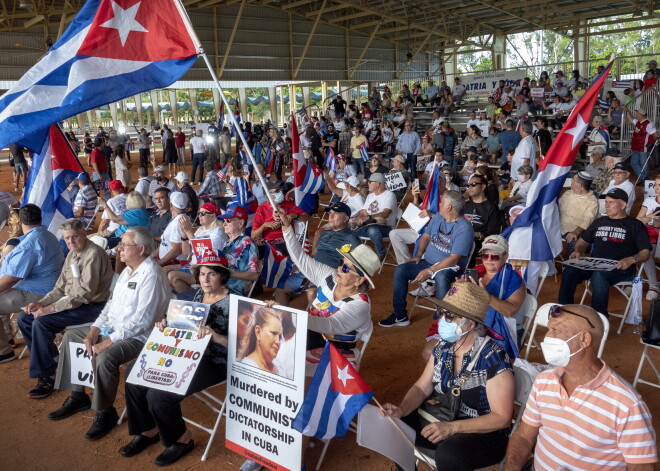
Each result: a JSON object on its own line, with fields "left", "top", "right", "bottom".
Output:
{"left": 481, "top": 253, "right": 501, "bottom": 262}
{"left": 198, "top": 211, "right": 214, "bottom": 216}
{"left": 117, "top": 242, "right": 138, "bottom": 249}
{"left": 339, "top": 262, "right": 364, "bottom": 277}
{"left": 548, "top": 304, "right": 596, "bottom": 329}
{"left": 439, "top": 308, "right": 462, "bottom": 322}
{"left": 467, "top": 182, "right": 483, "bottom": 187}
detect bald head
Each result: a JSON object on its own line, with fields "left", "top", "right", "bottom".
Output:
{"left": 548, "top": 304, "right": 603, "bottom": 352}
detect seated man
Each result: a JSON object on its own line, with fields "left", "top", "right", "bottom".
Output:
{"left": 352, "top": 173, "right": 398, "bottom": 260}
{"left": 600, "top": 162, "right": 635, "bottom": 214}
{"left": 48, "top": 226, "right": 170, "bottom": 440}
{"left": 98, "top": 180, "right": 127, "bottom": 236}
{"left": 72, "top": 173, "right": 98, "bottom": 229}
{"left": 503, "top": 304, "right": 658, "bottom": 470}
{"left": 0, "top": 204, "right": 64, "bottom": 363}
{"left": 558, "top": 188, "right": 651, "bottom": 316}
{"left": 17, "top": 219, "right": 113, "bottom": 398}
{"left": 275, "top": 202, "right": 362, "bottom": 306}
{"left": 380, "top": 190, "right": 474, "bottom": 327}
{"left": 148, "top": 187, "right": 172, "bottom": 243}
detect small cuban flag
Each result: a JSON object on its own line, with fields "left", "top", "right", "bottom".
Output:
{"left": 325, "top": 146, "right": 337, "bottom": 172}
{"left": 358, "top": 142, "right": 370, "bottom": 163}
{"left": 292, "top": 342, "right": 373, "bottom": 439}
{"left": 261, "top": 243, "right": 293, "bottom": 289}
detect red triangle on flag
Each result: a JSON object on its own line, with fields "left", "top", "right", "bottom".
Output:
{"left": 77, "top": 0, "right": 197, "bottom": 62}
{"left": 328, "top": 343, "right": 372, "bottom": 395}
{"left": 49, "top": 126, "right": 84, "bottom": 173}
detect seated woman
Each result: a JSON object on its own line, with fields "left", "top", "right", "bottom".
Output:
{"left": 381, "top": 281, "right": 514, "bottom": 471}
{"left": 219, "top": 206, "right": 260, "bottom": 296}
{"left": 500, "top": 165, "right": 533, "bottom": 216}
{"left": 120, "top": 254, "right": 234, "bottom": 466}
{"left": 236, "top": 306, "right": 285, "bottom": 376}
{"left": 99, "top": 191, "right": 150, "bottom": 249}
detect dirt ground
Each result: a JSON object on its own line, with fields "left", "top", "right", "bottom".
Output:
{"left": 1, "top": 155, "right": 659, "bottom": 471}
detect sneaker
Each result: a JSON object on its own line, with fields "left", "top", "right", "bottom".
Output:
{"left": 240, "top": 459, "right": 263, "bottom": 471}
{"left": 379, "top": 312, "right": 411, "bottom": 328}
{"left": 0, "top": 351, "right": 16, "bottom": 364}
{"left": 646, "top": 288, "right": 659, "bottom": 301}
{"left": 409, "top": 282, "right": 435, "bottom": 297}
{"left": 27, "top": 377, "right": 55, "bottom": 399}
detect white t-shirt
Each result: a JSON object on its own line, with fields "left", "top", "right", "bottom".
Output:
{"left": 362, "top": 190, "right": 398, "bottom": 227}
{"left": 641, "top": 196, "right": 660, "bottom": 216}
{"left": 432, "top": 118, "right": 444, "bottom": 134}
{"left": 600, "top": 179, "right": 636, "bottom": 215}
{"left": 342, "top": 190, "right": 365, "bottom": 217}
{"left": 102, "top": 193, "right": 127, "bottom": 233}
{"left": 476, "top": 119, "right": 491, "bottom": 136}
{"left": 511, "top": 135, "right": 538, "bottom": 177}
{"left": 190, "top": 136, "right": 206, "bottom": 154}
{"left": 159, "top": 214, "right": 189, "bottom": 260}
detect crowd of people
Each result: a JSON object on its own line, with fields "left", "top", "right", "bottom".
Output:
{"left": 1, "top": 59, "right": 659, "bottom": 470}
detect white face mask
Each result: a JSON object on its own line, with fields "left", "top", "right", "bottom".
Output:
{"left": 540, "top": 332, "right": 584, "bottom": 367}
{"left": 517, "top": 175, "right": 527, "bottom": 183}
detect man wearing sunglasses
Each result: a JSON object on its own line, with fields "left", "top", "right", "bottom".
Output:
{"left": 558, "top": 188, "right": 651, "bottom": 317}
{"left": 504, "top": 304, "right": 657, "bottom": 470}
{"left": 464, "top": 175, "right": 500, "bottom": 263}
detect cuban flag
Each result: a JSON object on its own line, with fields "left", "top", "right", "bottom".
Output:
{"left": 0, "top": 0, "right": 200, "bottom": 152}
{"left": 23, "top": 125, "right": 85, "bottom": 234}
{"left": 292, "top": 342, "right": 373, "bottom": 439}
{"left": 263, "top": 148, "right": 275, "bottom": 176}
{"left": 216, "top": 160, "right": 231, "bottom": 183}
{"left": 421, "top": 162, "right": 441, "bottom": 213}
{"left": 325, "top": 146, "right": 337, "bottom": 173}
{"left": 503, "top": 59, "right": 614, "bottom": 261}
{"left": 292, "top": 114, "right": 325, "bottom": 214}
{"left": 358, "top": 142, "right": 370, "bottom": 162}
{"left": 217, "top": 100, "right": 225, "bottom": 130}
{"left": 228, "top": 176, "right": 258, "bottom": 214}
{"left": 261, "top": 243, "right": 293, "bottom": 289}
{"left": 230, "top": 97, "right": 242, "bottom": 138}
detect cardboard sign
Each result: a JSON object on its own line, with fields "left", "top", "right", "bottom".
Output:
{"left": 386, "top": 172, "right": 407, "bottom": 192}
{"left": 69, "top": 342, "right": 95, "bottom": 388}
{"left": 225, "top": 296, "right": 308, "bottom": 471}
{"left": 402, "top": 203, "right": 430, "bottom": 233}
{"left": 530, "top": 87, "right": 545, "bottom": 98}
{"left": 126, "top": 300, "right": 212, "bottom": 395}
{"left": 460, "top": 71, "right": 527, "bottom": 98}
{"left": 645, "top": 180, "right": 655, "bottom": 198}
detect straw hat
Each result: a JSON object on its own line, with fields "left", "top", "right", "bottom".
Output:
{"left": 335, "top": 243, "right": 380, "bottom": 290}
{"left": 430, "top": 280, "right": 491, "bottom": 325}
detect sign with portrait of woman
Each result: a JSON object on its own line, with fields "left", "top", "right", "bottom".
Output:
{"left": 225, "top": 295, "right": 308, "bottom": 471}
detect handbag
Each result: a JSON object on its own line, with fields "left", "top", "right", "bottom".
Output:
{"left": 418, "top": 340, "right": 488, "bottom": 426}
{"left": 642, "top": 299, "right": 660, "bottom": 346}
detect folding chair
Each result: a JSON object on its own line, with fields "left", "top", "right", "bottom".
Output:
{"left": 312, "top": 322, "right": 373, "bottom": 470}
{"left": 633, "top": 337, "right": 660, "bottom": 391}
{"left": 535, "top": 262, "right": 550, "bottom": 297}
{"left": 362, "top": 208, "right": 403, "bottom": 275}
{"left": 579, "top": 264, "right": 643, "bottom": 334}
{"left": 517, "top": 293, "right": 538, "bottom": 351}
{"left": 85, "top": 203, "right": 101, "bottom": 231}
{"left": 183, "top": 381, "right": 228, "bottom": 461}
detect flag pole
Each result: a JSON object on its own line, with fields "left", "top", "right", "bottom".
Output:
{"left": 174, "top": 0, "right": 277, "bottom": 210}
{"left": 371, "top": 397, "right": 436, "bottom": 470}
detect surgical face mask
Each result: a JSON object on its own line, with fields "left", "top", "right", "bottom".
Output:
{"left": 272, "top": 191, "right": 284, "bottom": 204}
{"left": 444, "top": 175, "right": 451, "bottom": 183}
{"left": 517, "top": 174, "right": 527, "bottom": 183}
{"left": 352, "top": 131, "right": 358, "bottom": 136}
{"left": 540, "top": 332, "right": 584, "bottom": 367}
{"left": 437, "top": 316, "right": 468, "bottom": 343}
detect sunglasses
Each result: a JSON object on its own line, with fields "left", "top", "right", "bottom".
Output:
{"left": 548, "top": 304, "right": 595, "bottom": 329}
{"left": 439, "top": 308, "right": 462, "bottom": 322}
{"left": 481, "top": 253, "right": 501, "bottom": 262}
{"left": 467, "top": 182, "right": 484, "bottom": 187}
{"left": 198, "top": 211, "right": 214, "bottom": 216}
{"left": 339, "top": 262, "right": 364, "bottom": 277}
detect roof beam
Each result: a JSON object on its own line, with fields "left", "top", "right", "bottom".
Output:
{"left": 575, "top": 21, "right": 660, "bottom": 37}
{"left": 348, "top": 22, "right": 380, "bottom": 79}
{"left": 218, "top": 0, "right": 246, "bottom": 77}
{"left": 292, "top": 0, "right": 328, "bottom": 79}
{"left": 328, "top": 10, "right": 373, "bottom": 23}
{"left": 282, "top": 0, "right": 317, "bottom": 10}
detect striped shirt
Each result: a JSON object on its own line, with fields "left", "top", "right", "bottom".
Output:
{"left": 73, "top": 184, "right": 98, "bottom": 228}
{"left": 522, "top": 363, "right": 658, "bottom": 470}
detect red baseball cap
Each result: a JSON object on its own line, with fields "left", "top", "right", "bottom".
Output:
{"left": 199, "top": 202, "right": 221, "bottom": 216}
{"left": 109, "top": 180, "right": 125, "bottom": 192}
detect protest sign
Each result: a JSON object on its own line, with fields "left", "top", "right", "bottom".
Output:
{"left": 402, "top": 203, "right": 429, "bottom": 233}
{"left": 386, "top": 172, "right": 407, "bottom": 192}
{"left": 69, "top": 342, "right": 95, "bottom": 388}
{"left": 645, "top": 180, "right": 655, "bottom": 198}
{"left": 530, "top": 87, "right": 545, "bottom": 98}
{"left": 126, "top": 300, "right": 211, "bottom": 395}
{"left": 226, "top": 296, "right": 307, "bottom": 471}
{"left": 559, "top": 257, "right": 618, "bottom": 271}
{"left": 460, "top": 71, "right": 527, "bottom": 98}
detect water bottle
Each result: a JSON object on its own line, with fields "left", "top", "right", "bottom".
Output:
{"left": 99, "top": 318, "right": 114, "bottom": 337}
{"left": 633, "top": 313, "right": 644, "bottom": 335}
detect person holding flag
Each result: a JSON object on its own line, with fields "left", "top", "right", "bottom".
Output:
{"left": 349, "top": 124, "right": 369, "bottom": 176}
{"left": 380, "top": 280, "right": 514, "bottom": 471}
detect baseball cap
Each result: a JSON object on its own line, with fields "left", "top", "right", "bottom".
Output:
{"left": 368, "top": 173, "right": 386, "bottom": 184}
{"left": 324, "top": 201, "right": 351, "bottom": 217}
{"left": 648, "top": 60, "right": 657, "bottom": 66}
{"left": 480, "top": 235, "right": 509, "bottom": 254}
{"left": 344, "top": 175, "right": 360, "bottom": 188}
{"left": 154, "top": 165, "right": 166, "bottom": 173}
{"left": 613, "top": 162, "right": 631, "bottom": 172}
{"left": 170, "top": 191, "right": 189, "bottom": 209}
{"left": 219, "top": 205, "right": 248, "bottom": 221}
{"left": 605, "top": 148, "right": 621, "bottom": 158}
{"left": 636, "top": 107, "right": 648, "bottom": 116}
{"left": 77, "top": 172, "right": 90, "bottom": 184}
{"left": 599, "top": 187, "right": 628, "bottom": 203}
{"left": 393, "top": 154, "right": 406, "bottom": 165}
{"left": 109, "top": 180, "right": 125, "bottom": 192}
{"left": 199, "top": 202, "right": 221, "bottom": 216}
{"left": 266, "top": 181, "right": 283, "bottom": 191}
{"left": 174, "top": 171, "right": 189, "bottom": 183}
{"left": 577, "top": 171, "right": 594, "bottom": 181}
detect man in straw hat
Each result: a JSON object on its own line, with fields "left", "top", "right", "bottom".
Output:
{"left": 381, "top": 280, "right": 514, "bottom": 471}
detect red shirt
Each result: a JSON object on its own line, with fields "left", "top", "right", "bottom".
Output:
{"left": 90, "top": 148, "right": 107, "bottom": 173}
{"left": 175, "top": 132, "right": 186, "bottom": 148}
{"left": 253, "top": 200, "right": 306, "bottom": 242}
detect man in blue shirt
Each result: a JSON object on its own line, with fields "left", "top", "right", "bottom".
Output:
{"left": 380, "top": 191, "right": 474, "bottom": 327}
{"left": 0, "top": 204, "right": 64, "bottom": 363}
{"left": 425, "top": 80, "right": 440, "bottom": 106}
{"left": 498, "top": 119, "right": 522, "bottom": 162}
{"left": 396, "top": 122, "right": 422, "bottom": 178}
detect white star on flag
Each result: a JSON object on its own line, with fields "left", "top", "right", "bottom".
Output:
{"left": 100, "top": 1, "right": 149, "bottom": 47}
{"left": 565, "top": 113, "right": 589, "bottom": 149}
{"left": 336, "top": 364, "right": 354, "bottom": 387}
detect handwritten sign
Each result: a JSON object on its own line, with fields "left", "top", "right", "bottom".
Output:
{"left": 69, "top": 342, "right": 95, "bottom": 388}
{"left": 386, "top": 172, "right": 407, "bottom": 192}
{"left": 559, "top": 257, "right": 618, "bottom": 271}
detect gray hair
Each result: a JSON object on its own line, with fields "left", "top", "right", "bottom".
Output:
{"left": 60, "top": 218, "right": 85, "bottom": 232}
{"left": 125, "top": 191, "right": 146, "bottom": 210}
{"left": 444, "top": 190, "right": 465, "bottom": 215}
{"left": 520, "top": 121, "right": 533, "bottom": 134}
{"left": 138, "top": 166, "right": 148, "bottom": 177}
{"left": 125, "top": 226, "right": 155, "bottom": 253}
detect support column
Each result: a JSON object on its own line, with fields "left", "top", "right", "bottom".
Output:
{"left": 238, "top": 87, "right": 248, "bottom": 118}
{"left": 321, "top": 81, "right": 328, "bottom": 113}
{"left": 211, "top": 88, "right": 222, "bottom": 120}
{"left": 76, "top": 114, "right": 86, "bottom": 133}
{"left": 289, "top": 84, "right": 296, "bottom": 116}
{"left": 134, "top": 94, "right": 143, "bottom": 126}
{"left": 169, "top": 90, "right": 178, "bottom": 126}
{"left": 119, "top": 99, "right": 127, "bottom": 124}
{"left": 189, "top": 89, "right": 199, "bottom": 124}
{"left": 94, "top": 110, "right": 102, "bottom": 127}
{"left": 86, "top": 111, "right": 94, "bottom": 128}
{"left": 150, "top": 91, "right": 160, "bottom": 124}
{"left": 573, "top": 20, "right": 589, "bottom": 73}
{"left": 302, "top": 87, "right": 311, "bottom": 108}
{"left": 268, "top": 87, "right": 278, "bottom": 124}
{"left": 109, "top": 102, "right": 118, "bottom": 128}
{"left": 492, "top": 29, "right": 506, "bottom": 71}
{"left": 279, "top": 86, "right": 285, "bottom": 126}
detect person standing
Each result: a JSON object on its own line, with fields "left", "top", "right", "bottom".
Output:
{"left": 396, "top": 122, "right": 422, "bottom": 178}
{"left": 625, "top": 107, "right": 659, "bottom": 184}
{"left": 189, "top": 129, "right": 207, "bottom": 185}
{"left": 174, "top": 127, "right": 186, "bottom": 168}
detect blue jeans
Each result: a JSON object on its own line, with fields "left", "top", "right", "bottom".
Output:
{"left": 631, "top": 150, "right": 650, "bottom": 181}
{"left": 558, "top": 265, "right": 635, "bottom": 316}
{"left": 191, "top": 152, "right": 206, "bottom": 184}
{"left": 405, "top": 153, "right": 418, "bottom": 178}
{"left": 392, "top": 260, "right": 460, "bottom": 317}
{"left": 353, "top": 224, "right": 391, "bottom": 258}
{"left": 17, "top": 302, "right": 105, "bottom": 378}
{"left": 354, "top": 158, "right": 365, "bottom": 176}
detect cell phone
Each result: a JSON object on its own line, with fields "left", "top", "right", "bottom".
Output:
{"left": 413, "top": 178, "right": 420, "bottom": 189}
{"left": 465, "top": 268, "right": 479, "bottom": 281}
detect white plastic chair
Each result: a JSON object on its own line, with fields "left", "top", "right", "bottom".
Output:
{"left": 369, "top": 208, "right": 404, "bottom": 274}
{"left": 579, "top": 264, "right": 643, "bottom": 334}
{"left": 517, "top": 293, "right": 538, "bottom": 351}
{"left": 633, "top": 337, "right": 660, "bottom": 391}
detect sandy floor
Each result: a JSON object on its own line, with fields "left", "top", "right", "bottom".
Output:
{"left": 1, "top": 156, "right": 659, "bottom": 471}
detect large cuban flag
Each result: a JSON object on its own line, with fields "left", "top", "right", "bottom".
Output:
{"left": 292, "top": 114, "right": 325, "bottom": 214}
{"left": 503, "top": 59, "right": 614, "bottom": 261}
{"left": 0, "top": 0, "right": 200, "bottom": 152}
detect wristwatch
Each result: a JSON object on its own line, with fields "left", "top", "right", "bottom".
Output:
{"left": 632, "top": 256, "right": 639, "bottom": 263}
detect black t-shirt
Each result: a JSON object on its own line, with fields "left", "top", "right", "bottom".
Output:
{"left": 331, "top": 98, "right": 346, "bottom": 113}
{"left": 581, "top": 216, "right": 651, "bottom": 261}
{"left": 324, "top": 131, "right": 339, "bottom": 144}
{"left": 464, "top": 199, "right": 500, "bottom": 236}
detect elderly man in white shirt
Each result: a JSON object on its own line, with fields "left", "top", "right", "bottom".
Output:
{"left": 511, "top": 120, "right": 538, "bottom": 177}
{"left": 48, "top": 226, "right": 170, "bottom": 441}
